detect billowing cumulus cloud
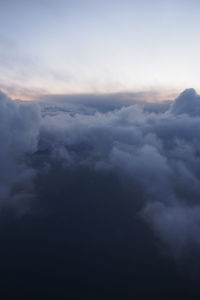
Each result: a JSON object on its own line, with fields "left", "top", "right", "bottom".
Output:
{"left": 35, "top": 88, "right": 200, "bottom": 263}
{"left": 172, "top": 88, "right": 200, "bottom": 116}
{"left": 1, "top": 88, "right": 200, "bottom": 275}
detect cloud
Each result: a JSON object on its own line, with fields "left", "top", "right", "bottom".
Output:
{"left": 40, "top": 91, "right": 172, "bottom": 113}
{"left": 0, "top": 91, "right": 40, "bottom": 208}
{"left": 2, "top": 87, "right": 200, "bottom": 268}
{"left": 34, "top": 89, "right": 200, "bottom": 264}
{"left": 172, "top": 88, "right": 200, "bottom": 116}
{"left": 144, "top": 202, "right": 200, "bottom": 259}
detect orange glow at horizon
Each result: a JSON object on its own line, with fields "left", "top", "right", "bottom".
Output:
{"left": 7, "top": 88, "right": 180, "bottom": 103}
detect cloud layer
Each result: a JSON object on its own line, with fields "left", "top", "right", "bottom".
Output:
{"left": 37, "top": 89, "right": 200, "bottom": 261}
{"left": 1, "top": 88, "right": 200, "bottom": 269}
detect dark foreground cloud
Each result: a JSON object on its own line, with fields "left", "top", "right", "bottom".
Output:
{"left": 1, "top": 88, "right": 200, "bottom": 298}
{"left": 0, "top": 91, "right": 40, "bottom": 208}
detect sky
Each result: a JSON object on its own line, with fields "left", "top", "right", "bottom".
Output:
{"left": 2, "top": 1, "right": 200, "bottom": 296}
{"left": 0, "top": 0, "right": 200, "bottom": 99}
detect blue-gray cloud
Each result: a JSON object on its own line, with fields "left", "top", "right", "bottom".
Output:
{"left": 38, "top": 88, "right": 200, "bottom": 263}
{"left": 1, "top": 88, "right": 200, "bottom": 267}
{"left": 0, "top": 91, "right": 40, "bottom": 208}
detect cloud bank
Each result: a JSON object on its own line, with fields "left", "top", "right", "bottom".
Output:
{"left": 39, "top": 89, "right": 200, "bottom": 260}
{"left": 1, "top": 88, "right": 200, "bottom": 271}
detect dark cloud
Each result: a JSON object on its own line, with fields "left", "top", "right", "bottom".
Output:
{"left": 37, "top": 89, "right": 200, "bottom": 262}
{"left": 0, "top": 91, "right": 40, "bottom": 208}
{"left": 1, "top": 89, "right": 200, "bottom": 297}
